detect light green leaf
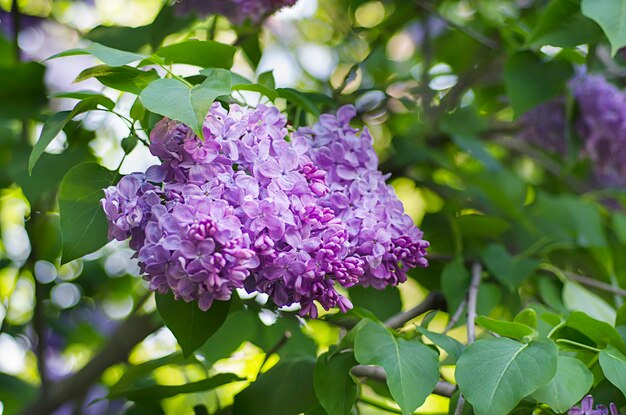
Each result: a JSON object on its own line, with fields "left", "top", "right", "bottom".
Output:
{"left": 475, "top": 316, "right": 537, "bottom": 341}
{"left": 456, "top": 337, "right": 558, "bottom": 415}
{"left": 531, "top": 356, "right": 593, "bottom": 413}
{"left": 599, "top": 345, "right": 626, "bottom": 396}
{"left": 155, "top": 293, "right": 231, "bottom": 358}
{"left": 563, "top": 281, "right": 616, "bottom": 324}
{"left": 75, "top": 65, "right": 159, "bottom": 95}
{"left": 140, "top": 70, "right": 231, "bottom": 138}
{"left": 152, "top": 40, "right": 236, "bottom": 69}
{"left": 582, "top": 0, "right": 626, "bottom": 56}
{"left": 415, "top": 326, "right": 465, "bottom": 364}
{"left": 59, "top": 163, "right": 117, "bottom": 263}
{"left": 48, "top": 42, "right": 147, "bottom": 67}
{"left": 354, "top": 321, "right": 440, "bottom": 415}
{"left": 514, "top": 309, "right": 538, "bottom": 328}
{"left": 314, "top": 351, "right": 358, "bottom": 415}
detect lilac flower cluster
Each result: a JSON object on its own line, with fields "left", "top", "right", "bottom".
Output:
{"left": 296, "top": 106, "right": 429, "bottom": 289}
{"left": 175, "top": 0, "right": 297, "bottom": 24}
{"left": 570, "top": 74, "right": 626, "bottom": 178}
{"left": 569, "top": 396, "right": 618, "bottom": 415}
{"left": 519, "top": 98, "right": 568, "bottom": 155}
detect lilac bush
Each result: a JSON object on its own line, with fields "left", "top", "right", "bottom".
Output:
{"left": 175, "top": 0, "right": 298, "bottom": 24}
{"left": 102, "top": 104, "right": 428, "bottom": 316}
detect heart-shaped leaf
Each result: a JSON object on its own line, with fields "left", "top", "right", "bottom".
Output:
{"left": 531, "top": 356, "right": 593, "bottom": 413}
{"left": 582, "top": 0, "right": 626, "bottom": 55}
{"left": 599, "top": 345, "right": 626, "bottom": 396}
{"left": 314, "top": 351, "right": 358, "bottom": 415}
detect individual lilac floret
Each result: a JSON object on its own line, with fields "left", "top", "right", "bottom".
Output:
{"left": 296, "top": 105, "right": 429, "bottom": 290}
{"left": 569, "top": 396, "right": 619, "bottom": 415}
{"left": 175, "top": 0, "right": 298, "bottom": 24}
{"left": 571, "top": 74, "right": 626, "bottom": 178}
{"left": 102, "top": 103, "right": 364, "bottom": 317}
{"left": 519, "top": 98, "right": 568, "bottom": 155}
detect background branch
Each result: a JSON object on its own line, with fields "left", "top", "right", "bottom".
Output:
{"left": 384, "top": 291, "right": 446, "bottom": 329}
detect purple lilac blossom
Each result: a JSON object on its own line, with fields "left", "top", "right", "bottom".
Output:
{"left": 519, "top": 98, "right": 568, "bottom": 155}
{"left": 295, "top": 105, "right": 429, "bottom": 290}
{"left": 569, "top": 396, "right": 619, "bottom": 415}
{"left": 570, "top": 74, "right": 626, "bottom": 178}
{"left": 175, "top": 0, "right": 298, "bottom": 24}
{"left": 102, "top": 103, "right": 375, "bottom": 317}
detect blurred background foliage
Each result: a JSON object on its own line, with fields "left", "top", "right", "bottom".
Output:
{"left": 2, "top": 0, "right": 626, "bottom": 414}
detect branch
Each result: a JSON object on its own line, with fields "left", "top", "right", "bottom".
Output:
{"left": 384, "top": 291, "right": 446, "bottom": 329}
{"left": 20, "top": 313, "right": 161, "bottom": 415}
{"left": 350, "top": 365, "right": 456, "bottom": 397}
{"left": 444, "top": 298, "right": 466, "bottom": 334}
{"left": 411, "top": 0, "right": 498, "bottom": 50}
{"left": 565, "top": 272, "right": 626, "bottom": 297}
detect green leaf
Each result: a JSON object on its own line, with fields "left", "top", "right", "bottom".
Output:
{"left": 258, "top": 71, "right": 276, "bottom": 89}
{"left": 456, "top": 337, "right": 558, "bottom": 415}
{"left": 528, "top": 0, "right": 601, "bottom": 47}
{"left": 140, "top": 70, "right": 231, "bottom": 138}
{"left": 276, "top": 88, "right": 322, "bottom": 117}
{"left": 314, "top": 351, "right": 358, "bottom": 415}
{"left": 481, "top": 244, "right": 538, "bottom": 291}
{"left": 232, "top": 83, "right": 278, "bottom": 101}
{"left": 349, "top": 285, "right": 402, "bottom": 321}
{"left": 514, "top": 309, "right": 538, "bottom": 328}
{"left": 29, "top": 95, "right": 115, "bottom": 174}
{"left": 441, "top": 257, "right": 470, "bottom": 312}
{"left": 110, "top": 353, "right": 195, "bottom": 395}
{"left": 152, "top": 40, "right": 236, "bottom": 69}
{"left": 59, "top": 163, "right": 117, "bottom": 263}
{"left": 233, "top": 357, "right": 319, "bottom": 415}
{"left": 563, "top": 281, "right": 616, "bottom": 324}
{"left": 48, "top": 42, "right": 147, "bottom": 67}
{"left": 565, "top": 311, "right": 626, "bottom": 354}
{"left": 475, "top": 316, "right": 537, "bottom": 341}
{"left": 599, "top": 345, "right": 626, "bottom": 396}
{"left": 110, "top": 373, "right": 241, "bottom": 402}
{"left": 0, "top": 373, "right": 37, "bottom": 415}
{"left": 582, "top": 0, "right": 626, "bottom": 55}
{"left": 75, "top": 65, "right": 159, "bottom": 95}
{"left": 531, "top": 356, "right": 593, "bottom": 413}
{"left": 122, "top": 135, "right": 138, "bottom": 154}
{"left": 155, "top": 293, "right": 231, "bottom": 358}
{"left": 354, "top": 321, "right": 440, "bottom": 415}
{"left": 0, "top": 62, "right": 47, "bottom": 119}
{"left": 415, "top": 326, "right": 465, "bottom": 364}
{"left": 503, "top": 51, "right": 573, "bottom": 116}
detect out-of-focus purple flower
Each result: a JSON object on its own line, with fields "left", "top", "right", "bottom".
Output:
{"left": 568, "top": 396, "right": 619, "bottom": 415}
{"left": 102, "top": 103, "right": 376, "bottom": 317}
{"left": 175, "top": 0, "right": 298, "bottom": 24}
{"left": 571, "top": 74, "right": 626, "bottom": 178}
{"left": 519, "top": 98, "right": 568, "bottom": 155}
{"left": 296, "top": 105, "right": 429, "bottom": 290}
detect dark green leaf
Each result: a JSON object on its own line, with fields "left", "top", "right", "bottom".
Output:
{"left": 0, "top": 62, "right": 47, "bottom": 119}
{"left": 503, "top": 51, "right": 573, "bottom": 116}
{"left": 354, "top": 321, "right": 440, "bottom": 415}
{"left": 441, "top": 257, "right": 470, "bottom": 313}
{"left": 314, "top": 351, "right": 357, "bottom": 415}
{"left": 122, "top": 135, "right": 138, "bottom": 154}
{"left": 59, "top": 163, "right": 117, "bottom": 263}
{"left": 153, "top": 40, "right": 236, "bottom": 69}
{"left": 233, "top": 357, "right": 319, "bottom": 415}
{"left": 156, "top": 293, "right": 231, "bottom": 358}
{"left": 277, "top": 88, "right": 322, "bottom": 117}
{"left": 75, "top": 65, "right": 159, "bottom": 95}
{"left": 349, "top": 285, "right": 402, "bottom": 320}
{"left": 531, "top": 355, "right": 593, "bottom": 413}
{"left": 528, "top": 0, "right": 601, "bottom": 47}
{"left": 565, "top": 311, "right": 626, "bottom": 354}
{"left": 481, "top": 244, "right": 538, "bottom": 291}
{"left": 0, "top": 373, "right": 37, "bottom": 415}
{"left": 456, "top": 337, "right": 558, "bottom": 415}
{"left": 475, "top": 316, "right": 537, "bottom": 341}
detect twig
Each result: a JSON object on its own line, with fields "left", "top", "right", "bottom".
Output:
{"left": 350, "top": 365, "right": 456, "bottom": 397}
{"left": 444, "top": 298, "right": 467, "bottom": 334}
{"left": 452, "top": 263, "right": 482, "bottom": 415}
{"left": 411, "top": 0, "right": 498, "bottom": 50}
{"left": 565, "top": 272, "right": 626, "bottom": 297}
{"left": 383, "top": 291, "right": 446, "bottom": 329}
{"left": 20, "top": 313, "right": 161, "bottom": 415}
{"left": 258, "top": 331, "right": 292, "bottom": 374}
